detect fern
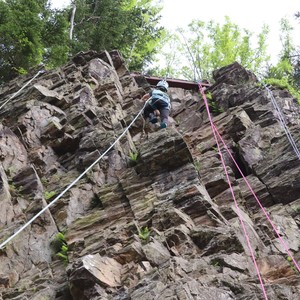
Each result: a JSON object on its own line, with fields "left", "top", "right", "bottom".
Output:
{"left": 51, "top": 232, "right": 69, "bottom": 264}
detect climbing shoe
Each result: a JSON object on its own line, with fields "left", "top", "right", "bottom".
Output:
{"left": 149, "top": 113, "right": 158, "bottom": 124}
{"left": 160, "top": 122, "right": 167, "bottom": 129}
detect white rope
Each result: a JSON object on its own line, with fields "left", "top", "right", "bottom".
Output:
{"left": 0, "top": 100, "right": 148, "bottom": 249}
{"left": 0, "top": 70, "right": 44, "bottom": 111}
{"left": 261, "top": 82, "right": 300, "bottom": 160}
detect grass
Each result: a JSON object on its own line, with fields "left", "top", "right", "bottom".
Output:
{"left": 44, "top": 191, "right": 56, "bottom": 201}
{"left": 138, "top": 226, "right": 150, "bottom": 241}
{"left": 51, "top": 232, "right": 69, "bottom": 264}
{"left": 129, "top": 151, "right": 139, "bottom": 162}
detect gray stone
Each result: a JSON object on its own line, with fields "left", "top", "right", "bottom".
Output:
{"left": 1, "top": 51, "right": 300, "bottom": 300}
{"left": 142, "top": 239, "right": 171, "bottom": 266}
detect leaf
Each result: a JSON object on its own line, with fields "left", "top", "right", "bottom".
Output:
{"left": 138, "top": 226, "right": 150, "bottom": 240}
{"left": 152, "top": 16, "right": 271, "bottom": 81}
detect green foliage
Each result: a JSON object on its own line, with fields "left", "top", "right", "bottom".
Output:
{"left": 44, "top": 191, "right": 56, "bottom": 200}
{"left": 70, "top": 0, "right": 164, "bottom": 71}
{"left": 51, "top": 232, "right": 69, "bottom": 264}
{"left": 263, "top": 77, "right": 300, "bottom": 104}
{"left": 13, "top": 67, "right": 28, "bottom": 75}
{"left": 40, "top": 177, "right": 48, "bottom": 185}
{"left": 41, "top": 8, "right": 70, "bottom": 68}
{"left": 129, "top": 151, "right": 139, "bottom": 162}
{"left": 138, "top": 226, "right": 150, "bottom": 241}
{"left": 0, "top": 0, "right": 69, "bottom": 83}
{"left": 8, "top": 181, "right": 22, "bottom": 196}
{"left": 212, "top": 261, "right": 220, "bottom": 267}
{"left": 286, "top": 255, "right": 297, "bottom": 272}
{"left": 203, "top": 91, "right": 223, "bottom": 114}
{"left": 208, "top": 99, "right": 223, "bottom": 114}
{"left": 152, "top": 16, "right": 270, "bottom": 81}
{"left": 144, "top": 30, "right": 181, "bottom": 78}
{"left": 264, "top": 18, "right": 300, "bottom": 104}
{"left": 205, "top": 92, "right": 213, "bottom": 100}
{"left": 210, "top": 258, "right": 222, "bottom": 268}
{"left": 266, "top": 19, "right": 295, "bottom": 81}
{"left": 56, "top": 245, "right": 68, "bottom": 263}
{"left": 267, "top": 59, "right": 293, "bottom": 79}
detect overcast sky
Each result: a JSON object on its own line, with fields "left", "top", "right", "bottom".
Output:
{"left": 162, "top": 0, "right": 299, "bottom": 62}
{"left": 51, "top": 0, "right": 300, "bottom": 62}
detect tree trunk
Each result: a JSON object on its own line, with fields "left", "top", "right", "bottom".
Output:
{"left": 69, "top": 4, "right": 76, "bottom": 40}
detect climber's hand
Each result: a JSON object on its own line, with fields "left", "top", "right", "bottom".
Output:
{"left": 154, "top": 109, "right": 160, "bottom": 116}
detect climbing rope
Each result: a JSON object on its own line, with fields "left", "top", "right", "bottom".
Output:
{"left": 198, "top": 77, "right": 300, "bottom": 298}
{"left": 211, "top": 122, "right": 300, "bottom": 273}
{"left": 199, "top": 83, "right": 269, "bottom": 300}
{"left": 0, "top": 99, "right": 149, "bottom": 250}
{"left": 0, "top": 70, "right": 44, "bottom": 111}
{"left": 261, "top": 82, "right": 300, "bottom": 160}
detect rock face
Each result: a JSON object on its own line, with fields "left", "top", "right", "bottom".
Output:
{"left": 0, "top": 51, "right": 300, "bottom": 300}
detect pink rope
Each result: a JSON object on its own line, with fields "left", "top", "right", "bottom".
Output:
{"left": 198, "top": 83, "right": 269, "bottom": 300}
{"left": 211, "top": 122, "right": 300, "bottom": 273}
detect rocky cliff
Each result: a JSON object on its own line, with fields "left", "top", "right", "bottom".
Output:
{"left": 0, "top": 50, "right": 299, "bottom": 300}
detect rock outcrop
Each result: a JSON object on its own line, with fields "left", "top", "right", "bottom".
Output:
{"left": 0, "top": 51, "right": 299, "bottom": 300}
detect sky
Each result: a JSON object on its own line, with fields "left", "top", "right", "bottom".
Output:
{"left": 161, "top": 0, "right": 299, "bottom": 60}
{"left": 51, "top": 0, "right": 300, "bottom": 63}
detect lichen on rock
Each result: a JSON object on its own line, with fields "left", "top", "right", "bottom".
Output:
{"left": 0, "top": 52, "right": 300, "bottom": 299}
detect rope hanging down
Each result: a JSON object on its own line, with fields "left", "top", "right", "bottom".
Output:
{"left": 0, "top": 100, "right": 149, "bottom": 250}
{"left": 261, "top": 82, "right": 300, "bottom": 160}
{"left": 0, "top": 70, "right": 44, "bottom": 111}
{"left": 211, "top": 122, "right": 300, "bottom": 273}
{"left": 198, "top": 83, "right": 269, "bottom": 300}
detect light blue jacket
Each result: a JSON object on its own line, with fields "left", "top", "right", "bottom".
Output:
{"left": 149, "top": 89, "right": 171, "bottom": 110}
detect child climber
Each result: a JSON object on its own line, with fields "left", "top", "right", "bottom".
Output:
{"left": 141, "top": 80, "right": 171, "bottom": 129}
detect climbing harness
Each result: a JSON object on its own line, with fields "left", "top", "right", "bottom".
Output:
{"left": 0, "top": 99, "right": 149, "bottom": 250}
{"left": 199, "top": 83, "right": 269, "bottom": 300}
{"left": 261, "top": 81, "right": 300, "bottom": 160}
{"left": 0, "top": 70, "right": 45, "bottom": 111}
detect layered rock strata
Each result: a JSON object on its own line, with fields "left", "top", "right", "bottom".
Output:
{"left": 0, "top": 51, "right": 299, "bottom": 300}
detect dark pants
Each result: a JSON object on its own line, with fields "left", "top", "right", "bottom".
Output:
{"left": 143, "top": 99, "right": 170, "bottom": 125}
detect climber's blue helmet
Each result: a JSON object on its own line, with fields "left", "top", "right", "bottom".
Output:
{"left": 156, "top": 80, "right": 169, "bottom": 92}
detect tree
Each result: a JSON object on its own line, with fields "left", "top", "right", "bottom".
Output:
{"left": 0, "top": 0, "right": 69, "bottom": 83}
{"left": 40, "top": 5, "right": 70, "bottom": 68}
{"left": 267, "top": 18, "right": 294, "bottom": 79}
{"left": 151, "top": 17, "right": 270, "bottom": 81}
{"left": 292, "top": 13, "right": 300, "bottom": 89}
{"left": 69, "top": 0, "right": 164, "bottom": 70}
{"left": 146, "top": 31, "right": 182, "bottom": 78}
{"left": 265, "top": 18, "right": 300, "bottom": 102}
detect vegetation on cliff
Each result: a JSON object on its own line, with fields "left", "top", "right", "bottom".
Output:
{"left": 0, "top": 0, "right": 299, "bottom": 100}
